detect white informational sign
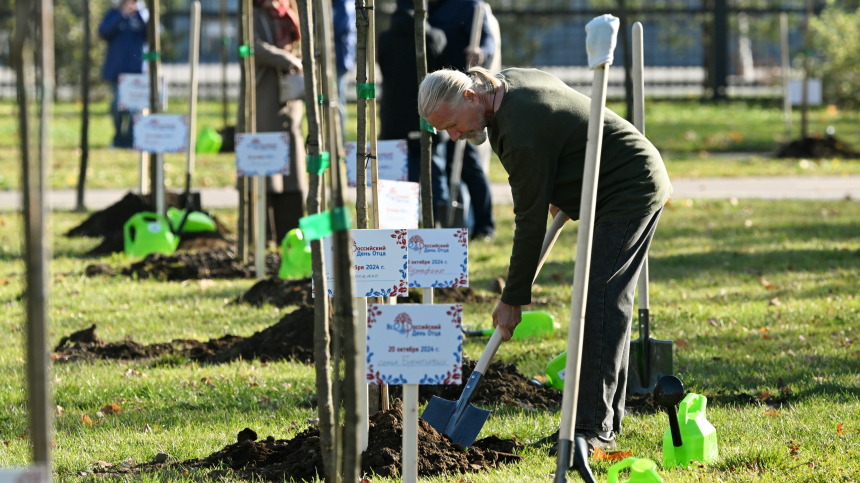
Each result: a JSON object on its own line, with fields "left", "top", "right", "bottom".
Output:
{"left": 378, "top": 180, "right": 420, "bottom": 230}
{"left": 789, "top": 79, "right": 822, "bottom": 106}
{"left": 407, "top": 228, "right": 469, "bottom": 288}
{"left": 366, "top": 304, "right": 463, "bottom": 385}
{"left": 117, "top": 73, "right": 167, "bottom": 112}
{"left": 133, "top": 114, "right": 189, "bottom": 153}
{"left": 317, "top": 229, "right": 408, "bottom": 297}
{"left": 235, "top": 132, "right": 292, "bottom": 177}
{"left": 0, "top": 466, "right": 49, "bottom": 483}
{"left": 345, "top": 139, "right": 409, "bottom": 188}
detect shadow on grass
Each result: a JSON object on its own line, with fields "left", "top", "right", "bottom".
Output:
{"left": 651, "top": 248, "right": 860, "bottom": 280}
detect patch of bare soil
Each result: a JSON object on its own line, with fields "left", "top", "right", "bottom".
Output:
{"left": 236, "top": 277, "right": 312, "bottom": 308}
{"left": 775, "top": 135, "right": 860, "bottom": 159}
{"left": 66, "top": 192, "right": 234, "bottom": 256}
{"left": 89, "top": 403, "right": 522, "bottom": 481}
{"left": 391, "top": 358, "right": 562, "bottom": 411}
{"left": 118, "top": 249, "right": 280, "bottom": 280}
{"left": 53, "top": 307, "right": 316, "bottom": 364}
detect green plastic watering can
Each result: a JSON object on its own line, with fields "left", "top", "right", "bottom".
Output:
{"left": 166, "top": 207, "right": 217, "bottom": 233}
{"left": 607, "top": 457, "right": 663, "bottom": 483}
{"left": 463, "top": 311, "right": 557, "bottom": 341}
{"left": 663, "top": 393, "right": 718, "bottom": 468}
{"left": 196, "top": 126, "right": 222, "bottom": 154}
{"left": 279, "top": 228, "right": 312, "bottom": 280}
{"left": 123, "top": 212, "right": 180, "bottom": 258}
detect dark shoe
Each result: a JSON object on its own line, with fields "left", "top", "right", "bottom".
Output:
{"left": 534, "top": 430, "right": 616, "bottom": 457}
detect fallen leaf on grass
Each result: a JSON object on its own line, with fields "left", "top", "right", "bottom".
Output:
{"left": 101, "top": 403, "right": 121, "bottom": 414}
{"left": 787, "top": 440, "right": 800, "bottom": 456}
{"left": 768, "top": 297, "right": 781, "bottom": 306}
{"left": 837, "top": 423, "right": 843, "bottom": 436}
{"left": 0, "top": 279, "right": 7, "bottom": 285}
{"left": 143, "top": 423, "right": 152, "bottom": 433}
{"left": 2, "top": 441, "right": 9, "bottom": 446}
{"left": 92, "top": 461, "right": 112, "bottom": 468}
{"left": 80, "top": 414, "right": 94, "bottom": 427}
{"left": 201, "top": 377, "right": 214, "bottom": 386}
{"left": 592, "top": 448, "right": 633, "bottom": 462}
{"left": 764, "top": 409, "right": 780, "bottom": 417}
{"left": 56, "top": 405, "right": 64, "bottom": 417}
{"left": 708, "top": 318, "right": 721, "bottom": 327}
{"left": 675, "top": 339, "right": 689, "bottom": 349}
{"left": 759, "top": 277, "right": 775, "bottom": 290}
{"left": 758, "top": 392, "right": 771, "bottom": 401}
{"left": 501, "top": 398, "right": 536, "bottom": 412}
{"left": 455, "top": 480, "right": 474, "bottom": 483}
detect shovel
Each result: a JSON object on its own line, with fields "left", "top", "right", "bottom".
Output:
{"left": 463, "top": 311, "right": 556, "bottom": 341}
{"left": 421, "top": 212, "right": 568, "bottom": 447}
{"left": 627, "top": 22, "right": 672, "bottom": 395}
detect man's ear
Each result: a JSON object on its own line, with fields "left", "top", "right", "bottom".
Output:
{"left": 463, "top": 89, "right": 477, "bottom": 103}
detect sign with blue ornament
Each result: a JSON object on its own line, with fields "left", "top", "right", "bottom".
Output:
{"left": 316, "top": 229, "right": 409, "bottom": 298}
{"left": 344, "top": 140, "right": 409, "bottom": 188}
{"left": 235, "top": 132, "right": 291, "bottom": 177}
{"left": 365, "top": 304, "right": 463, "bottom": 385}
{"left": 406, "top": 229, "right": 468, "bottom": 288}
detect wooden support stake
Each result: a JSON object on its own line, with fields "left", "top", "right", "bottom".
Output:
{"left": 780, "top": 13, "right": 791, "bottom": 138}
{"left": 75, "top": 0, "right": 91, "bottom": 213}
{"left": 146, "top": 0, "right": 164, "bottom": 215}
{"left": 414, "top": 0, "right": 433, "bottom": 226}
{"left": 355, "top": 0, "right": 369, "bottom": 229}
{"left": 296, "top": 0, "right": 335, "bottom": 480}
{"left": 186, "top": 2, "right": 201, "bottom": 193}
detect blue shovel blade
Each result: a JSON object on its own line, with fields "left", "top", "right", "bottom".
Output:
{"left": 421, "top": 396, "right": 491, "bottom": 448}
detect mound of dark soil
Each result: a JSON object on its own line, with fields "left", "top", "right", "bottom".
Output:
{"left": 391, "top": 358, "right": 562, "bottom": 411}
{"left": 90, "top": 404, "right": 522, "bottom": 481}
{"left": 119, "top": 249, "right": 280, "bottom": 280}
{"left": 208, "top": 305, "right": 317, "bottom": 364}
{"left": 53, "top": 306, "right": 316, "bottom": 364}
{"left": 66, "top": 191, "right": 234, "bottom": 256}
{"left": 398, "top": 287, "right": 488, "bottom": 304}
{"left": 237, "top": 277, "right": 313, "bottom": 308}
{"left": 52, "top": 324, "right": 240, "bottom": 363}
{"left": 775, "top": 135, "right": 860, "bottom": 159}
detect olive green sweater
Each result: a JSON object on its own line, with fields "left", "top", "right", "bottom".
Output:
{"left": 488, "top": 68, "right": 672, "bottom": 306}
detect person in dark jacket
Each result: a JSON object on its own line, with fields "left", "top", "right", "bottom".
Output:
{"left": 378, "top": 3, "right": 449, "bottom": 222}
{"left": 99, "top": 0, "right": 148, "bottom": 149}
{"left": 428, "top": 0, "right": 496, "bottom": 238}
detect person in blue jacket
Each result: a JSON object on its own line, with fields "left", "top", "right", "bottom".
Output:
{"left": 332, "top": 0, "right": 356, "bottom": 135}
{"left": 428, "top": 0, "right": 496, "bottom": 239}
{"left": 99, "top": 0, "right": 148, "bottom": 149}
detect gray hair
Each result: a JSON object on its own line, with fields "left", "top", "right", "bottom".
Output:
{"left": 418, "top": 66, "right": 501, "bottom": 119}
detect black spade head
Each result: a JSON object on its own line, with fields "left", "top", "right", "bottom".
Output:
{"left": 654, "top": 375, "right": 685, "bottom": 408}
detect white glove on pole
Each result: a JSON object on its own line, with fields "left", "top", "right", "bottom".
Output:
{"left": 585, "top": 14, "right": 619, "bottom": 69}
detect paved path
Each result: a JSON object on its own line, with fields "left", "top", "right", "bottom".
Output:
{"left": 0, "top": 175, "right": 857, "bottom": 211}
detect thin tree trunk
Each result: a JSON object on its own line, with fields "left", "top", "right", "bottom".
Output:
{"left": 318, "top": 0, "right": 359, "bottom": 478}
{"left": 296, "top": 1, "right": 334, "bottom": 480}
{"left": 801, "top": 0, "right": 812, "bottom": 139}
{"left": 146, "top": 0, "right": 162, "bottom": 213}
{"left": 220, "top": 0, "right": 228, "bottom": 127}
{"left": 355, "top": 0, "right": 369, "bottom": 229}
{"left": 414, "top": 0, "right": 433, "bottom": 227}
{"left": 76, "top": 0, "right": 91, "bottom": 213}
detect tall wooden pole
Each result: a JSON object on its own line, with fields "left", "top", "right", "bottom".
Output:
{"left": 146, "top": 0, "right": 164, "bottom": 215}
{"left": 414, "top": 0, "right": 433, "bottom": 227}
{"left": 75, "top": 0, "right": 91, "bottom": 212}
{"left": 318, "top": 0, "right": 359, "bottom": 478}
{"left": 297, "top": 0, "right": 335, "bottom": 480}
{"left": 14, "top": 0, "right": 54, "bottom": 467}
{"left": 355, "top": 0, "right": 369, "bottom": 229}
{"left": 800, "top": 0, "right": 812, "bottom": 140}
{"left": 780, "top": 13, "right": 791, "bottom": 138}
{"left": 220, "top": 0, "right": 229, "bottom": 127}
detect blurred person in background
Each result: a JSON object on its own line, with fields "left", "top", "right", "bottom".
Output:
{"left": 428, "top": 0, "right": 496, "bottom": 239}
{"left": 238, "top": 0, "right": 305, "bottom": 242}
{"left": 99, "top": 0, "right": 148, "bottom": 149}
{"left": 333, "top": 0, "right": 357, "bottom": 136}
{"left": 378, "top": 0, "right": 450, "bottom": 223}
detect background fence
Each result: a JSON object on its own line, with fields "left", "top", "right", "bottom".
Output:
{"left": 0, "top": 0, "right": 828, "bottom": 102}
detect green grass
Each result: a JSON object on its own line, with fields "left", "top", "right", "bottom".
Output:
{"left": 0, "top": 198, "right": 858, "bottom": 481}
{"left": 2, "top": 100, "right": 860, "bottom": 190}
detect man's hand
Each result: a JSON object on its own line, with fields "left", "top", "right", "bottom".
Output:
{"left": 464, "top": 47, "right": 485, "bottom": 67}
{"left": 549, "top": 204, "right": 569, "bottom": 221}
{"left": 492, "top": 300, "right": 522, "bottom": 341}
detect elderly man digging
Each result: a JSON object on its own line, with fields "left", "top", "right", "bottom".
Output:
{"left": 418, "top": 67, "right": 672, "bottom": 453}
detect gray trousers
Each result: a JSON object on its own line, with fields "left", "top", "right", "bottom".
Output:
{"left": 574, "top": 208, "right": 662, "bottom": 434}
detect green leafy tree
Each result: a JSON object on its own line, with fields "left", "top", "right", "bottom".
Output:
{"left": 810, "top": 1, "right": 860, "bottom": 107}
